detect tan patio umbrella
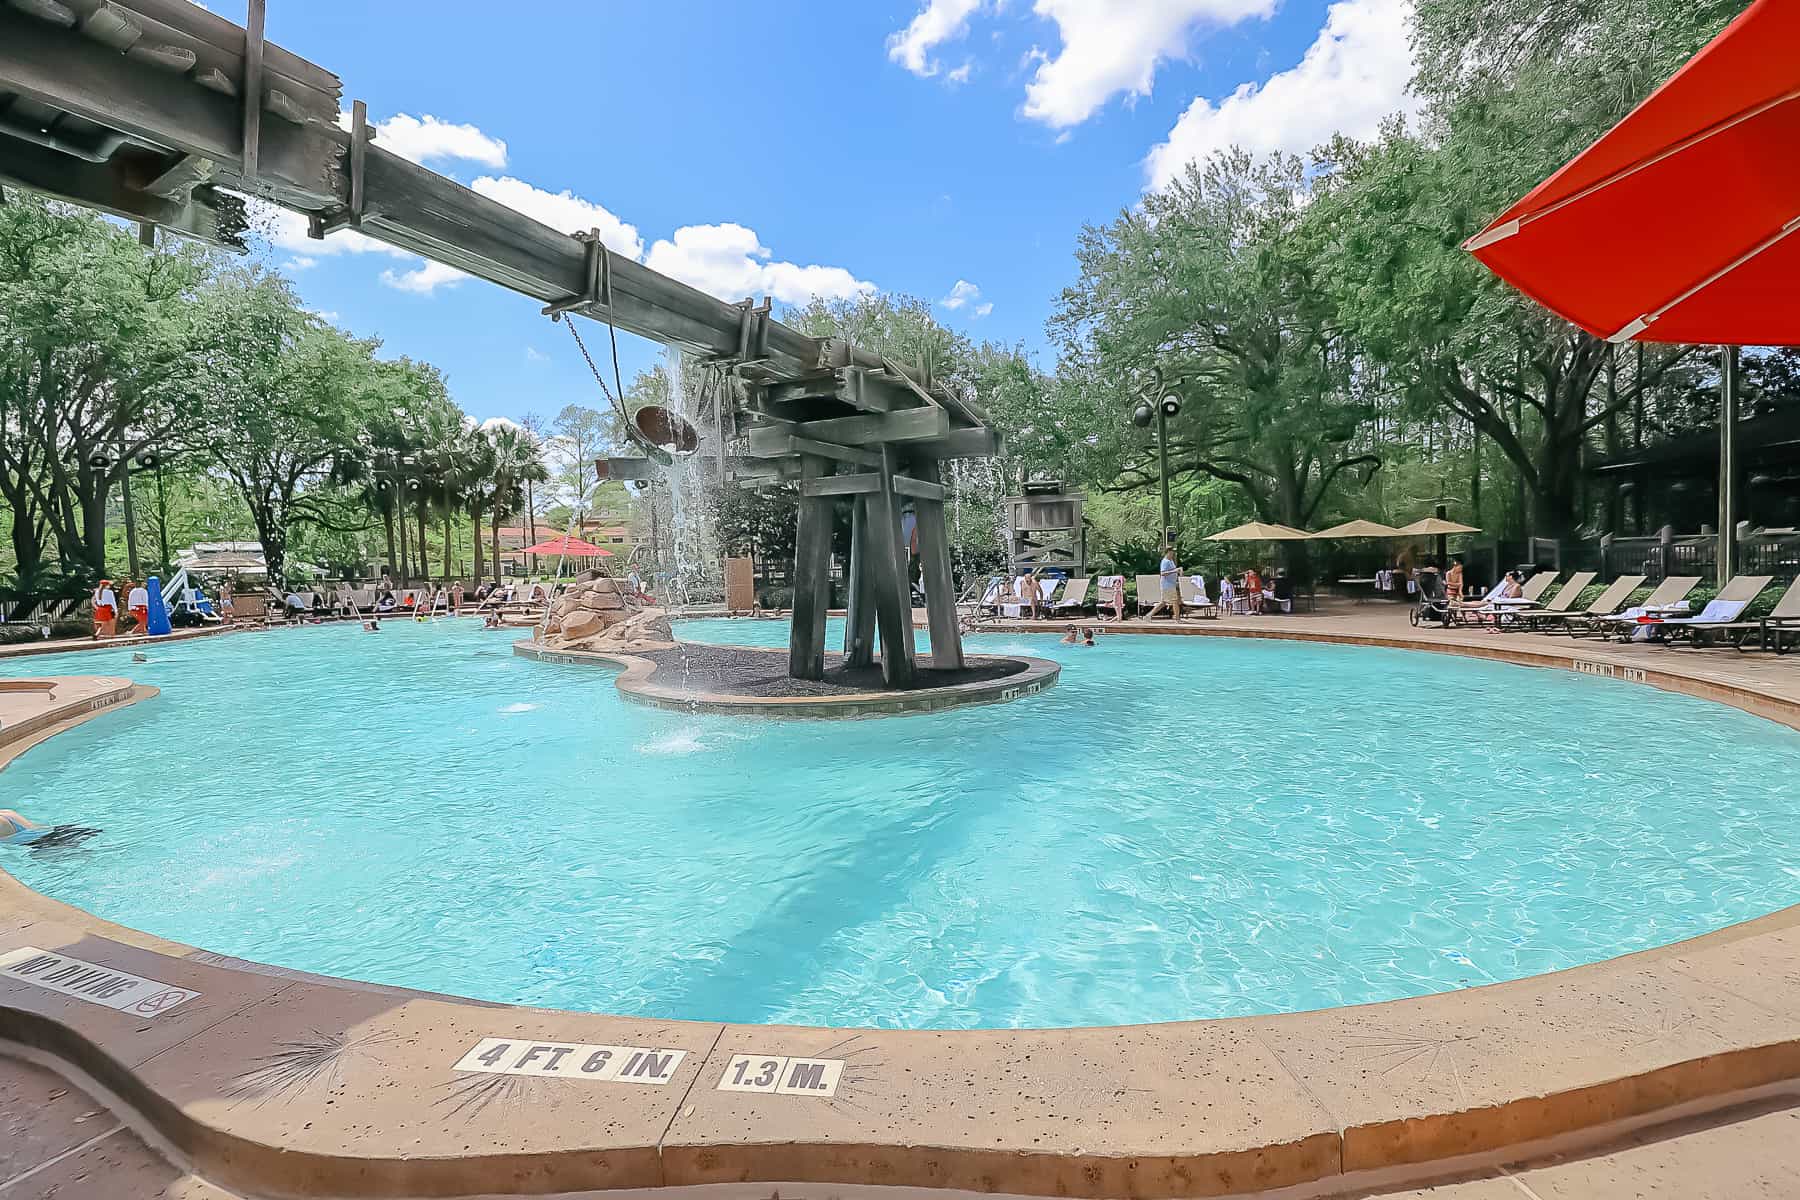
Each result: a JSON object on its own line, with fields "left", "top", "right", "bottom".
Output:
{"left": 1310, "top": 519, "right": 1405, "bottom": 539}
{"left": 1205, "top": 521, "right": 1313, "bottom": 541}
{"left": 1397, "top": 517, "right": 1481, "bottom": 536}
{"left": 1399, "top": 517, "right": 1482, "bottom": 572}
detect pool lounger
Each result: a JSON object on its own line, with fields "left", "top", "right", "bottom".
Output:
{"left": 1460, "top": 571, "right": 1560, "bottom": 628}
{"left": 1725, "top": 583, "right": 1800, "bottom": 654}
{"left": 1646, "top": 575, "right": 1774, "bottom": 647}
{"left": 1529, "top": 575, "right": 1645, "bottom": 635}
{"left": 1049, "top": 576, "right": 1091, "bottom": 615}
{"left": 1578, "top": 576, "right": 1702, "bottom": 639}
{"left": 1179, "top": 576, "right": 1218, "bottom": 617}
{"left": 1500, "top": 571, "right": 1596, "bottom": 631}
{"left": 1131, "top": 574, "right": 1158, "bottom": 615}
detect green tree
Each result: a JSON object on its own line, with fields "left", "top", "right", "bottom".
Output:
{"left": 0, "top": 195, "right": 215, "bottom": 579}
{"left": 1054, "top": 150, "right": 1379, "bottom": 533}
{"left": 194, "top": 273, "right": 381, "bottom": 587}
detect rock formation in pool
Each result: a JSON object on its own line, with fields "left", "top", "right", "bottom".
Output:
{"left": 537, "top": 576, "right": 674, "bottom": 653}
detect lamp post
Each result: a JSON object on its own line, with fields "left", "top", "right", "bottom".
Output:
{"left": 84, "top": 447, "right": 170, "bottom": 575}
{"left": 1130, "top": 366, "right": 1183, "bottom": 545}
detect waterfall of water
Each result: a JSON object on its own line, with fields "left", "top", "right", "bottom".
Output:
{"left": 653, "top": 347, "right": 724, "bottom": 614}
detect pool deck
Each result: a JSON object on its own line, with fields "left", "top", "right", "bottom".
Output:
{"left": 0, "top": 607, "right": 1797, "bottom": 1198}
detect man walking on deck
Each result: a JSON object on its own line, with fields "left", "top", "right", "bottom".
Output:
{"left": 1146, "top": 546, "right": 1184, "bottom": 621}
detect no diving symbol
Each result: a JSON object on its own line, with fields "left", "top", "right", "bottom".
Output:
{"left": 131, "top": 989, "right": 190, "bottom": 1016}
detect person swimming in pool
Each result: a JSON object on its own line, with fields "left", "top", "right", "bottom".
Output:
{"left": 0, "top": 810, "right": 97, "bottom": 849}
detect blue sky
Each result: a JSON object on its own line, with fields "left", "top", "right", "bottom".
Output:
{"left": 220, "top": 0, "right": 1415, "bottom": 425}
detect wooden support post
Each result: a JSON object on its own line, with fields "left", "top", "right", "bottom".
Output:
{"left": 866, "top": 445, "right": 916, "bottom": 687}
{"left": 845, "top": 496, "right": 875, "bottom": 668}
{"left": 241, "top": 0, "right": 265, "bottom": 180}
{"left": 911, "top": 457, "right": 964, "bottom": 670}
{"left": 788, "top": 454, "right": 833, "bottom": 681}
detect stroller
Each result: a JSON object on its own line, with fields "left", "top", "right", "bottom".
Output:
{"left": 1410, "top": 568, "right": 1453, "bottom": 627}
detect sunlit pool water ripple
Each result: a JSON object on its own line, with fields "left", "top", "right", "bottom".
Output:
{"left": 1, "top": 617, "right": 1796, "bottom": 1029}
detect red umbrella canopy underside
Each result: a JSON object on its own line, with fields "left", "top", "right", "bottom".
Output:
{"left": 521, "top": 537, "right": 613, "bottom": 556}
{"left": 1467, "top": 0, "right": 1800, "bottom": 346}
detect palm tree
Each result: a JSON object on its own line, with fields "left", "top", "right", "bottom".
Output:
{"left": 487, "top": 424, "right": 548, "bottom": 585}
{"left": 462, "top": 429, "right": 499, "bottom": 582}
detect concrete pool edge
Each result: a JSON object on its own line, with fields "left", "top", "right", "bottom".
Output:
{"left": 977, "top": 615, "right": 1800, "bottom": 732}
{"left": 0, "top": 867, "right": 1796, "bottom": 1199}
{"left": 513, "top": 639, "right": 1063, "bottom": 718}
{"left": 0, "top": 634, "right": 1797, "bottom": 1197}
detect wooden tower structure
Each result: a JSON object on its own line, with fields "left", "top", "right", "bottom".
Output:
{"left": 0, "top": 0, "right": 1000, "bottom": 687}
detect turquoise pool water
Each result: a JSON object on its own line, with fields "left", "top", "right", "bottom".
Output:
{"left": 1, "top": 619, "right": 1797, "bottom": 1029}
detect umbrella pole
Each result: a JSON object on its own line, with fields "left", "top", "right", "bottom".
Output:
{"left": 1718, "top": 345, "right": 1739, "bottom": 586}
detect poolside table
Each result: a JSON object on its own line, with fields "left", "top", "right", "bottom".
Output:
{"left": 1336, "top": 577, "right": 1377, "bottom": 604}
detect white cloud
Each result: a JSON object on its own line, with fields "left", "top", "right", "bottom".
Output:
{"left": 282, "top": 255, "right": 317, "bottom": 272}
{"left": 888, "top": 0, "right": 986, "bottom": 76}
{"left": 307, "top": 308, "right": 340, "bottom": 322}
{"left": 524, "top": 347, "right": 549, "bottom": 363}
{"left": 1145, "top": 0, "right": 1418, "bottom": 190}
{"left": 469, "top": 176, "right": 645, "bottom": 260}
{"left": 974, "top": 301, "right": 994, "bottom": 317}
{"left": 1022, "top": 0, "right": 1278, "bottom": 129}
{"left": 380, "top": 260, "right": 469, "bottom": 295}
{"left": 480, "top": 416, "right": 527, "bottom": 434}
{"left": 338, "top": 111, "right": 508, "bottom": 169}
{"left": 940, "top": 279, "right": 982, "bottom": 309}
{"left": 645, "top": 223, "right": 875, "bottom": 305}
{"left": 946, "top": 62, "right": 973, "bottom": 85}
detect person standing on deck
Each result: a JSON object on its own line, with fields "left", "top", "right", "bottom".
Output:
{"left": 126, "top": 581, "right": 150, "bottom": 633}
{"left": 450, "top": 581, "right": 465, "bottom": 615}
{"left": 1146, "top": 547, "right": 1184, "bottom": 621}
{"left": 91, "top": 580, "right": 117, "bottom": 639}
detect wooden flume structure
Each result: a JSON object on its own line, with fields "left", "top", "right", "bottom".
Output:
{"left": 0, "top": 0, "right": 999, "bottom": 687}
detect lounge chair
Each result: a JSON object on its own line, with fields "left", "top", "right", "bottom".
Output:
{"left": 1530, "top": 575, "right": 1645, "bottom": 635}
{"left": 1179, "top": 575, "right": 1217, "bottom": 617}
{"left": 1501, "top": 571, "right": 1595, "bottom": 631}
{"left": 1726, "top": 582, "right": 1800, "bottom": 654}
{"left": 1650, "top": 575, "right": 1774, "bottom": 647}
{"left": 1458, "top": 573, "right": 1556, "bottom": 628}
{"left": 1581, "top": 576, "right": 1700, "bottom": 639}
{"left": 1518, "top": 571, "right": 1560, "bottom": 604}
{"left": 1050, "top": 577, "right": 1092, "bottom": 615}
{"left": 1135, "top": 574, "right": 1164, "bottom": 616}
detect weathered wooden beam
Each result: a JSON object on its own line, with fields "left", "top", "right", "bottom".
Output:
{"left": 891, "top": 475, "right": 946, "bottom": 502}
{"left": 0, "top": 10, "right": 341, "bottom": 210}
{"left": 845, "top": 496, "right": 875, "bottom": 668}
{"left": 796, "top": 407, "right": 950, "bottom": 447}
{"left": 745, "top": 426, "right": 880, "bottom": 466}
{"left": 0, "top": 133, "right": 233, "bottom": 243}
{"left": 910, "top": 427, "right": 1005, "bottom": 460}
{"left": 801, "top": 473, "right": 880, "bottom": 497}
{"left": 764, "top": 375, "right": 841, "bottom": 404}
{"left": 788, "top": 454, "right": 834, "bottom": 681}
{"left": 866, "top": 444, "right": 916, "bottom": 688}
{"left": 839, "top": 366, "right": 900, "bottom": 413}
{"left": 911, "top": 458, "right": 964, "bottom": 670}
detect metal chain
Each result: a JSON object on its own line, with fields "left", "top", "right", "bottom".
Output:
{"left": 560, "top": 316, "right": 630, "bottom": 424}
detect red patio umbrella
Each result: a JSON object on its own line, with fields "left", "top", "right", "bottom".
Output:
{"left": 1466, "top": 0, "right": 1795, "bottom": 582}
{"left": 1466, "top": 0, "right": 1800, "bottom": 345}
{"left": 521, "top": 535, "right": 613, "bottom": 557}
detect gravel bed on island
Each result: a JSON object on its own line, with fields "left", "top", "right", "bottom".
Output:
{"left": 634, "top": 643, "right": 1029, "bottom": 698}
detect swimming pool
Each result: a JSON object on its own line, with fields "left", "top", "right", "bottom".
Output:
{"left": 1, "top": 619, "right": 1796, "bottom": 1029}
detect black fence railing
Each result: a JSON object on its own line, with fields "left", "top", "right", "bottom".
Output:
{"left": 1531, "top": 530, "right": 1800, "bottom": 583}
